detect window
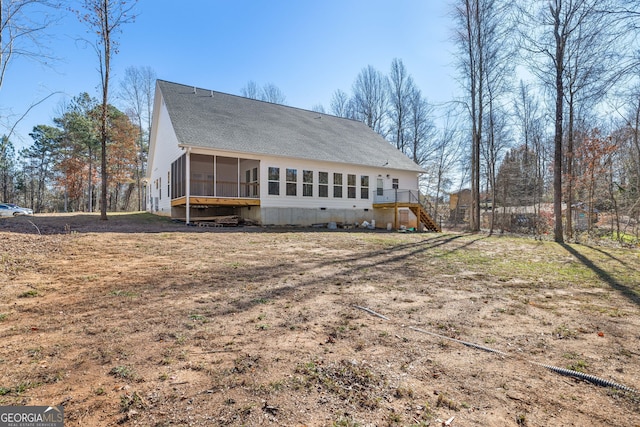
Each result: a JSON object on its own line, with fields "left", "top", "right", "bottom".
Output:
{"left": 361, "top": 175, "right": 369, "bottom": 199}
{"left": 286, "top": 168, "right": 297, "bottom": 196}
{"left": 333, "top": 173, "right": 343, "bottom": 198}
{"left": 319, "top": 172, "right": 328, "bottom": 198}
{"left": 303, "top": 170, "right": 313, "bottom": 197}
{"left": 268, "top": 167, "right": 280, "bottom": 195}
{"left": 377, "top": 178, "right": 384, "bottom": 196}
{"left": 392, "top": 178, "right": 399, "bottom": 189}
{"left": 347, "top": 174, "right": 356, "bottom": 199}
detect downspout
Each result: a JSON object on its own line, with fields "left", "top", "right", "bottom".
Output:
{"left": 185, "top": 147, "right": 191, "bottom": 225}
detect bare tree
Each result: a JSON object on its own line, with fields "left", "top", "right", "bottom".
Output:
{"left": 618, "top": 84, "right": 640, "bottom": 224}
{"left": 605, "top": 129, "right": 625, "bottom": 240}
{"left": 0, "top": 0, "right": 57, "bottom": 91}
{"left": 453, "top": 0, "right": 484, "bottom": 231}
{"left": 119, "top": 65, "right": 156, "bottom": 211}
{"left": 351, "top": 65, "right": 388, "bottom": 136}
{"left": 241, "top": 80, "right": 260, "bottom": 99}
{"left": 330, "top": 89, "right": 351, "bottom": 118}
{"left": 426, "top": 108, "right": 465, "bottom": 219}
{"left": 513, "top": 80, "right": 548, "bottom": 235}
{"left": 406, "top": 87, "right": 436, "bottom": 166}
{"left": 482, "top": 102, "right": 512, "bottom": 233}
{"left": 514, "top": 81, "right": 539, "bottom": 155}
{"left": 453, "top": 0, "right": 512, "bottom": 231}
{"left": 240, "top": 81, "right": 286, "bottom": 104}
{"left": 483, "top": 1, "right": 515, "bottom": 233}
{"left": 76, "top": 0, "right": 137, "bottom": 220}
{"left": 387, "top": 58, "right": 415, "bottom": 153}
{"left": 606, "top": 84, "right": 640, "bottom": 240}
{"left": 261, "top": 82, "right": 286, "bottom": 104}
{"left": 0, "top": 0, "right": 59, "bottom": 139}
{"left": 311, "top": 103, "right": 325, "bottom": 113}
{"left": 517, "top": 0, "right": 631, "bottom": 242}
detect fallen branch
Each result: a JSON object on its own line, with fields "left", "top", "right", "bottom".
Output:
{"left": 27, "top": 220, "right": 41, "bottom": 235}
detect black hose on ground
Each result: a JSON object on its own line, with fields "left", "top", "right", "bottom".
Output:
{"left": 535, "top": 363, "right": 638, "bottom": 394}
{"left": 354, "top": 306, "right": 638, "bottom": 395}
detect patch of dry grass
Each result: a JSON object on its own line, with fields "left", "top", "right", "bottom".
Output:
{"left": 0, "top": 214, "right": 638, "bottom": 426}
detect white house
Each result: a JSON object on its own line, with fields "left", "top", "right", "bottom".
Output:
{"left": 146, "top": 80, "right": 439, "bottom": 231}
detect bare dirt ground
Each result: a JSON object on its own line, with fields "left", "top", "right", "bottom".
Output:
{"left": 0, "top": 212, "right": 639, "bottom": 427}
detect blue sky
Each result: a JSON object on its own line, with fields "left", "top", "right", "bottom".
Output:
{"left": 1, "top": 0, "right": 459, "bottom": 151}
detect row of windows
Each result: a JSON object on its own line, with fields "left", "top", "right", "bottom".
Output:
{"left": 268, "top": 167, "right": 369, "bottom": 199}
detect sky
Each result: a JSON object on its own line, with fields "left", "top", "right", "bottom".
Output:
{"left": 1, "top": 0, "right": 459, "bottom": 152}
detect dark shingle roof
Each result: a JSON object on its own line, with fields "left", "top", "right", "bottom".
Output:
{"left": 157, "top": 80, "right": 424, "bottom": 173}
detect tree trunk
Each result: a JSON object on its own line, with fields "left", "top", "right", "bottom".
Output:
{"left": 566, "top": 93, "right": 575, "bottom": 239}
{"left": 88, "top": 147, "right": 93, "bottom": 212}
{"left": 100, "top": 0, "right": 110, "bottom": 221}
{"left": 552, "top": 6, "right": 565, "bottom": 244}
{"left": 466, "top": 0, "right": 482, "bottom": 232}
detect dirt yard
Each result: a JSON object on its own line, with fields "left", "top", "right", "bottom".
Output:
{"left": 0, "top": 213, "right": 638, "bottom": 426}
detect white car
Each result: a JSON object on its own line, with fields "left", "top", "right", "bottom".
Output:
{"left": 0, "top": 203, "right": 33, "bottom": 216}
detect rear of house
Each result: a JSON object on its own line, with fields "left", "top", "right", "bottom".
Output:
{"left": 146, "top": 80, "right": 439, "bottom": 231}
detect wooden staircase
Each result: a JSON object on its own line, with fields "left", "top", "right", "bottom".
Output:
{"left": 372, "top": 189, "right": 441, "bottom": 232}
{"left": 409, "top": 204, "right": 441, "bottom": 232}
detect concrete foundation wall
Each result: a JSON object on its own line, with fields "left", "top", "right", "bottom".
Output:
{"left": 167, "top": 206, "right": 419, "bottom": 229}
{"left": 239, "top": 206, "right": 261, "bottom": 223}
{"left": 259, "top": 207, "right": 376, "bottom": 227}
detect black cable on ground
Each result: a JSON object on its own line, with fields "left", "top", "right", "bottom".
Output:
{"left": 354, "top": 305, "right": 638, "bottom": 395}
{"left": 535, "top": 363, "right": 638, "bottom": 394}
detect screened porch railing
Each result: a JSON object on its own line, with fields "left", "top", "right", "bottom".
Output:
{"left": 189, "top": 180, "right": 259, "bottom": 198}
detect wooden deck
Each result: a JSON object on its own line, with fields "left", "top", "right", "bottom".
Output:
{"left": 373, "top": 202, "right": 440, "bottom": 232}
{"left": 171, "top": 196, "right": 261, "bottom": 207}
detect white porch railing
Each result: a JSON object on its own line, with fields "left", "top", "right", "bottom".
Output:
{"left": 189, "top": 180, "right": 260, "bottom": 199}
{"left": 373, "top": 189, "right": 421, "bottom": 204}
